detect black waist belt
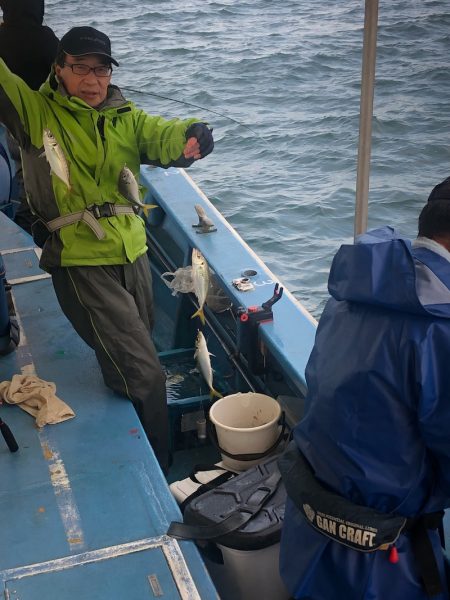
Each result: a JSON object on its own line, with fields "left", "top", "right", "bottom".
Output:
{"left": 405, "top": 512, "right": 445, "bottom": 598}
{"left": 279, "top": 441, "right": 445, "bottom": 597}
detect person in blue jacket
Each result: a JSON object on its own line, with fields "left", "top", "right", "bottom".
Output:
{"left": 279, "top": 178, "right": 450, "bottom": 600}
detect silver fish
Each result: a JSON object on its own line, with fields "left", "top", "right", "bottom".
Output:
{"left": 42, "top": 128, "right": 71, "bottom": 189}
{"left": 118, "top": 165, "right": 157, "bottom": 218}
{"left": 194, "top": 330, "right": 222, "bottom": 399}
{"left": 191, "top": 248, "right": 209, "bottom": 324}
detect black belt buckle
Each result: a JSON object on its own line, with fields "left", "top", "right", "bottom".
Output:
{"left": 89, "top": 203, "right": 115, "bottom": 219}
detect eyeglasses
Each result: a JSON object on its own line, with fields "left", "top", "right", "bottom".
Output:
{"left": 63, "top": 63, "right": 112, "bottom": 77}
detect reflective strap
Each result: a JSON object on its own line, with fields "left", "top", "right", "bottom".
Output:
{"left": 47, "top": 210, "right": 105, "bottom": 239}
{"left": 46, "top": 205, "right": 135, "bottom": 240}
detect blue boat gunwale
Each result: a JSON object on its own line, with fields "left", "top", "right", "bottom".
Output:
{"left": 141, "top": 164, "right": 317, "bottom": 397}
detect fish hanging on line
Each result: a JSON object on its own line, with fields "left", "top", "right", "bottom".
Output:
{"left": 118, "top": 165, "right": 157, "bottom": 218}
{"left": 42, "top": 128, "right": 71, "bottom": 190}
{"left": 191, "top": 248, "right": 209, "bottom": 325}
{"left": 194, "top": 330, "right": 222, "bottom": 400}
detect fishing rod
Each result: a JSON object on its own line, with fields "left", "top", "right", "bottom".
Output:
{"left": 121, "top": 86, "right": 265, "bottom": 140}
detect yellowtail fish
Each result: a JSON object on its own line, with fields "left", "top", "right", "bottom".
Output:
{"left": 191, "top": 248, "right": 209, "bottom": 324}
{"left": 194, "top": 331, "right": 222, "bottom": 399}
{"left": 42, "top": 128, "right": 71, "bottom": 189}
{"left": 118, "top": 165, "right": 157, "bottom": 218}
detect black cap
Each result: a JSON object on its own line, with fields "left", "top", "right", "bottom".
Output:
{"left": 427, "top": 176, "right": 450, "bottom": 203}
{"left": 58, "top": 26, "right": 119, "bottom": 66}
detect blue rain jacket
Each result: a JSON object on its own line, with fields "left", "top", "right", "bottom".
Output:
{"left": 280, "top": 226, "right": 450, "bottom": 600}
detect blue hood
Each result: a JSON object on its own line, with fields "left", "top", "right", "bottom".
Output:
{"left": 328, "top": 225, "right": 450, "bottom": 318}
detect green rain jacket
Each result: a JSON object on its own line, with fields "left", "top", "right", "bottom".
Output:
{"left": 0, "top": 58, "right": 199, "bottom": 271}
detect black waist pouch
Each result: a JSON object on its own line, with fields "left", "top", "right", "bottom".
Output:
{"left": 278, "top": 441, "right": 407, "bottom": 552}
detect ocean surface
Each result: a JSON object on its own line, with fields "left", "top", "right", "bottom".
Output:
{"left": 46, "top": 0, "right": 450, "bottom": 318}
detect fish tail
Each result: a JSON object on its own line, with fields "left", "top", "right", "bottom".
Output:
{"left": 210, "top": 387, "right": 223, "bottom": 400}
{"left": 191, "top": 307, "right": 205, "bottom": 325}
{"left": 142, "top": 204, "right": 158, "bottom": 218}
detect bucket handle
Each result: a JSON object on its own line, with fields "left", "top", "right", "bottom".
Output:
{"left": 207, "top": 411, "right": 287, "bottom": 462}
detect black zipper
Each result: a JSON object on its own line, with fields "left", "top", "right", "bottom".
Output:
{"left": 98, "top": 115, "right": 106, "bottom": 142}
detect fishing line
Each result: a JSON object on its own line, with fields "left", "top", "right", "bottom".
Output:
{"left": 122, "top": 86, "right": 265, "bottom": 141}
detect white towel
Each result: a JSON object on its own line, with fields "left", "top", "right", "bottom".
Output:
{"left": 0, "top": 374, "right": 75, "bottom": 427}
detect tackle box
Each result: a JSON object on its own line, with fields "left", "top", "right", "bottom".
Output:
{"left": 172, "top": 456, "right": 290, "bottom": 600}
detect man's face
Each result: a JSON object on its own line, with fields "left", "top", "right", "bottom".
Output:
{"left": 55, "top": 54, "right": 112, "bottom": 108}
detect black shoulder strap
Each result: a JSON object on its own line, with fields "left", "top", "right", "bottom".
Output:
{"left": 168, "top": 471, "right": 281, "bottom": 541}
{"left": 189, "top": 463, "right": 231, "bottom": 485}
{"left": 406, "top": 513, "right": 445, "bottom": 598}
{"left": 179, "top": 467, "right": 236, "bottom": 513}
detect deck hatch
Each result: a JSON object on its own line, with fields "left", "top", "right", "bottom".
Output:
{"left": 2, "top": 536, "right": 201, "bottom": 600}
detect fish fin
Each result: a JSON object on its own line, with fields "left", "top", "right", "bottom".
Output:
{"left": 191, "top": 307, "right": 205, "bottom": 325}
{"left": 142, "top": 204, "right": 158, "bottom": 218}
{"left": 209, "top": 387, "right": 223, "bottom": 400}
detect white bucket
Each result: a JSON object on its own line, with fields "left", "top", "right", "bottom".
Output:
{"left": 209, "top": 392, "right": 281, "bottom": 471}
{"left": 217, "top": 543, "right": 290, "bottom": 600}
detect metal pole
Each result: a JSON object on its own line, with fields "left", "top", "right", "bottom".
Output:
{"left": 354, "top": 0, "right": 379, "bottom": 239}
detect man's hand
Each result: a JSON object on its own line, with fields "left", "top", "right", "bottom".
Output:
{"left": 183, "top": 123, "right": 214, "bottom": 160}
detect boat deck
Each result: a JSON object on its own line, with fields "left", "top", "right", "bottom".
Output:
{"left": 0, "top": 212, "right": 218, "bottom": 599}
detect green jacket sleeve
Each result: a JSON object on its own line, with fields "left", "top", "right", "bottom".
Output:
{"left": 0, "top": 58, "right": 46, "bottom": 149}
{"left": 133, "top": 108, "right": 199, "bottom": 167}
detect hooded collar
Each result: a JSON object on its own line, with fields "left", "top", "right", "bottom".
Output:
{"left": 328, "top": 226, "right": 450, "bottom": 318}
{"left": 0, "top": 0, "right": 44, "bottom": 26}
{"left": 412, "top": 236, "right": 450, "bottom": 263}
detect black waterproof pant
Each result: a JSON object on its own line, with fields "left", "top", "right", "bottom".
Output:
{"left": 51, "top": 255, "right": 169, "bottom": 472}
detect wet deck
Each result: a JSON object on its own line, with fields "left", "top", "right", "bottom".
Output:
{"left": 0, "top": 212, "right": 218, "bottom": 599}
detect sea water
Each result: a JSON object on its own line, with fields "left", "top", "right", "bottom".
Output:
{"left": 45, "top": 0, "right": 450, "bottom": 318}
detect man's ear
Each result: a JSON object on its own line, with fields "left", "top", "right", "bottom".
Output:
{"left": 54, "top": 63, "right": 62, "bottom": 78}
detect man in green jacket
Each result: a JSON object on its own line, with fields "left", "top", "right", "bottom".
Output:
{"left": 0, "top": 25, "right": 214, "bottom": 473}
